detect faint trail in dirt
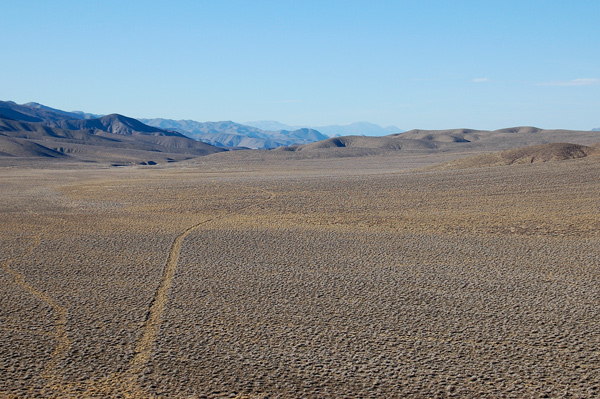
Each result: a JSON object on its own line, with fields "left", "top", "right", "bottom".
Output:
{"left": 127, "top": 222, "right": 203, "bottom": 374}
{"left": 0, "top": 235, "right": 71, "bottom": 385}
{"left": 122, "top": 188, "right": 275, "bottom": 396}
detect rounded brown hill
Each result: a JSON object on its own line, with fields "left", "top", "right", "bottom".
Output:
{"left": 428, "top": 142, "right": 600, "bottom": 170}
{"left": 271, "top": 126, "right": 600, "bottom": 159}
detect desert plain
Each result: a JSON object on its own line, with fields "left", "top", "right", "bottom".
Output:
{"left": 1, "top": 150, "right": 600, "bottom": 398}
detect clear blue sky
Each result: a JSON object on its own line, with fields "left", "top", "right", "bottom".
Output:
{"left": 2, "top": 0, "right": 599, "bottom": 130}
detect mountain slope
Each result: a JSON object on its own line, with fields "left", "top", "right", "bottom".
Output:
{"left": 140, "top": 119, "right": 264, "bottom": 137}
{"left": 0, "top": 135, "right": 68, "bottom": 158}
{"left": 191, "top": 127, "right": 327, "bottom": 149}
{"left": 48, "top": 114, "right": 187, "bottom": 137}
{"left": 0, "top": 102, "right": 225, "bottom": 163}
{"left": 0, "top": 100, "right": 85, "bottom": 123}
{"left": 140, "top": 118, "right": 328, "bottom": 149}
{"left": 0, "top": 117, "right": 225, "bottom": 163}
{"left": 1, "top": 102, "right": 188, "bottom": 138}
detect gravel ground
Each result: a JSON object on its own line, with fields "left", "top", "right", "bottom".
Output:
{"left": 1, "top": 157, "right": 600, "bottom": 398}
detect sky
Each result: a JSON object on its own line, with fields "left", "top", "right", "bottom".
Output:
{"left": 2, "top": 0, "right": 599, "bottom": 130}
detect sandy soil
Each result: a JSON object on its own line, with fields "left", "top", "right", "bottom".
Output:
{"left": 1, "top": 156, "right": 600, "bottom": 398}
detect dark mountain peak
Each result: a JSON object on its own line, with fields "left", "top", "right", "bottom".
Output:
{"left": 103, "top": 114, "right": 186, "bottom": 136}
{"left": 99, "top": 113, "right": 139, "bottom": 125}
{"left": 45, "top": 114, "right": 186, "bottom": 137}
{"left": 22, "top": 102, "right": 85, "bottom": 119}
{"left": 0, "top": 100, "right": 85, "bottom": 123}
{"left": 0, "top": 101, "right": 44, "bottom": 122}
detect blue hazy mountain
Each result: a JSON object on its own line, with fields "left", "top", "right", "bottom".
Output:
{"left": 244, "top": 120, "right": 403, "bottom": 137}
{"left": 243, "top": 120, "right": 298, "bottom": 131}
{"left": 140, "top": 118, "right": 328, "bottom": 149}
{"left": 0, "top": 100, "right": 105, "bottom": 123}
{"left": 0, "top": 100, "right": 82, "bottom": 123}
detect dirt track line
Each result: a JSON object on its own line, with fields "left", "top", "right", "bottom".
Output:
{"left": 122, "top": 188, "right": 274, "bottom": 395}
{"left": 0, "top": 236, "right": 71, "bottom": 383}
{"left": 127, "top": 222, "right": 203, "bottom": 374}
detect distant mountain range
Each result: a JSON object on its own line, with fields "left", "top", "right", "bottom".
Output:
{"left": 593, "top": 128, "right": 600, "bottom": 131}
{"left": 0, "top": 101, "right": 83, "bottom": 123}
{"left": 1, "top": 101, "right": 401, "bottom": 151}
{"left": 0, "top": 101, "right": 223, "bottom": 163}
{"left": 47, "top": 114, "right": 187, "bottom": 137}
{"left": 244, "top": 121, "right": 403, "bottom": 137}
{"left": 140, "top": 118, "right": 328, "bottom": 149}
{"left": 4, "top": 100, "right": 598, "bottom": 165}
{"left": 23, "top": 102, "right": 102, "bottom": 120}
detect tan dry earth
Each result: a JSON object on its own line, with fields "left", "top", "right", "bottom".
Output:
{"left": 426, "top": 142, "right": 600, "bottom": 171}
{"left": 1, "top": 152, "right": 600, "bottom": 398}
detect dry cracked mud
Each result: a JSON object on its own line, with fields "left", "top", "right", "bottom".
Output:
{"left": 1, "top": 155, "right": 600, "bottom": 398}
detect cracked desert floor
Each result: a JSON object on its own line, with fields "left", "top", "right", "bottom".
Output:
{"left": 1, "top": 154, "right": 600, "bottom": 398}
